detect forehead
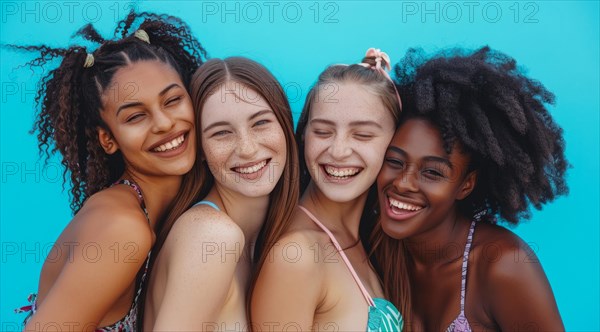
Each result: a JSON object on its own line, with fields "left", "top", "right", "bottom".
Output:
{"left": 310, "top": 82, "right": 390, "bottom": 125}
{"left": 102, "top": 60, "right": 182, "bottom": 106}
{"left": 201, "top": 82, "right": 271, "bottom": 123}
{"left": 393, "top": 118, "right": 470, "bottom": 163}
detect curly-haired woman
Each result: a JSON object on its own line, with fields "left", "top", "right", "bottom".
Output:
{"left": 374, "top": 47, "right": 568, "bottom": 331}
{"left": 11, "top": 10, "right": 206, "bottom": 331}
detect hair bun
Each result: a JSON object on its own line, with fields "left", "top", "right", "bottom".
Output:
{"left": 361, "top": 48, "right": 391, "bottom": 71}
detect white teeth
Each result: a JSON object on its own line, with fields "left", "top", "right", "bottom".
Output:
{"left": 153, "top": 135, "right": 185, "bottom": 152}
{"left": 324, "top": 165, "right": 360, "bottom": 178}
{"left": 389, "top": 197, "right": 423, "bottom": 211}
{"left": 235, "top": 160, "right": 267, "bottom": 174}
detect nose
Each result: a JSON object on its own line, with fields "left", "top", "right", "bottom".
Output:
{"left": 237, "top": 130, "right": 258, "bottom": 159}
{"left": 151, "top": 109, "right": 175, "bottom": 133}
{"left": 392, "top": 166, "right": 419, "bottom": 193}
{"left": 328, "top": 135, "right": 352, "bottom": 160}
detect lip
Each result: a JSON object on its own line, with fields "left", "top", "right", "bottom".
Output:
{"left": 319, "top": 164, "right": 363, "bottom": 184}
{"left": 383, "top": 194, "right": 426, "bottom": 221}
{"left": 231, "top": 158, "right": 271, "bottom": 181}
{"left": 148, "top": 130, "right": 190, "bottom": 158}
{"left": 148, "top": 130, "right": 190, "bottom": 151}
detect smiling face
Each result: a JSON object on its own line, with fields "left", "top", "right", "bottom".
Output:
{"left": 200, "top": 82, "right": 287, "bottom": 198}
{"left": 98, "top": 60, "right": 196, "bottom": 179}
{"left": 377, "top": 118, "right": 477, "bottom": 240}
{"left": 304, "top": 82, "right": 396, "bottom": 203}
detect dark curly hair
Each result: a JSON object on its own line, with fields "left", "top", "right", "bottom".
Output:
{"left": 394, "top": 46, "right": 569, "bottom": 224}
{"left": 7, "top": 11, "right": 207, "bottom": 213}
{"left": 372, "top": 46, "right": 570, "bottom": 322}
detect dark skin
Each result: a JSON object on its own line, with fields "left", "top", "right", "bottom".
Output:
{"left": 377, "top": 118, "right": 564, "bottom": 331}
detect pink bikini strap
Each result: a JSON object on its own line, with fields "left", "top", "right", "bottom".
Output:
{"left": 298, "top": 206, "right": 375, "bottom": 307}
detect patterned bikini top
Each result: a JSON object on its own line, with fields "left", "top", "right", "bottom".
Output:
{"left": 445, "top": 219, "right": 477, "bottom": 332}
{"left": 299, "top": 206, "right": 403, "bottom": 332}
{"left": 15, "top": 179, "right": 152, "bottom": 331}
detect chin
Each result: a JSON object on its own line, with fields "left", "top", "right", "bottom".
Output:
{"left": 317, "top": 184, "right": 368, "bottom": 204}
{"left": 380, "top": 220, "right": 407, "bottom": 240}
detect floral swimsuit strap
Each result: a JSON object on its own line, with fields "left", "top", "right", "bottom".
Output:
{"left": 445, "top": 219, "right": 477, "bottom": 332}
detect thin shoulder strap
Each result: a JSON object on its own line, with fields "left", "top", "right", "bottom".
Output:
{"left": 298, "top": 206, "right": 375, "bottom": 307}
{"left": 110, "top": 179, "right": 152, "bottom": 307}
{"left": 459, "top": 219, "right": 477, "bottom": 313}
{"left": 111, "top": 179, "right": 150, "bottom": 224}
{"left": 193, "top": 200, "right": 221, "bottom": 211}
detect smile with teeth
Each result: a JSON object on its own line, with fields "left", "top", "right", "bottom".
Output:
{"left": 324, "top": 165, "right": 361, "bottom": 179}
{"left": 389, "top": 197, "right": 424, "bottom": 211}
{"left": 152, "top": 134, "right": 185, "bottom": 152}
{"left": 233, "top": 159, "right": 268, "bottom": 174}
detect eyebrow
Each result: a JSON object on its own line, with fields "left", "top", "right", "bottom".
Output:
{"left": 309, "top": 118, "right": 383, "bottom": 129}
{"left": 387, "top": 146, "right": 454, "bottom": 169}
{"left": 116, "top": 83, "right": 182, "bottom": 117}
{"left": 203, "top": 109, "right": 274, "bottom": 133}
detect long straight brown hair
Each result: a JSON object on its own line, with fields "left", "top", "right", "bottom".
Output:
{"left": 370, "top": 223, "right": 413, "bottom": 330}
{"left": 139, "top": 57, "right": 299, "bottom": 327}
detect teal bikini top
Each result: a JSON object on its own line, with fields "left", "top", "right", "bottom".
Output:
{"left": 299, "top": 206, "right": 403, "bottom": 332}
{"left": 193, "top": 200, "right": 221, "bottom": 211}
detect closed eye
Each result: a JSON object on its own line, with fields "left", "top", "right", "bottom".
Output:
{"left": 354, "top": 133, "right": 374, "bottom": 140}
{"left": 313, "top": 130, "right": 332, "bottom": 136}
{"left": 126, "top": 113, "right": 145, "bottom": 123}
{"left": 165, "top": 96, "right": 182, "bottom": 106}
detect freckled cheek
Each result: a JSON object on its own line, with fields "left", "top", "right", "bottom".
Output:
{"left": 260, "top": 128, "right": 287, "bottom": 151}
{"left": 202, "top": 141, "right": 235, "bottom": 171}
{"left": 361, "top": 148, "right": 387, "bottom": 170}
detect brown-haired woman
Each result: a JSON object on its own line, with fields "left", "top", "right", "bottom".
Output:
{"left": 142, "top": 57, "right": 299, "bottom": 330}
{"left": 10, "top": 11, "right": 206, "bottom": 331}
{"left": 251, "top": 49, "right": 403, "bottom": 331}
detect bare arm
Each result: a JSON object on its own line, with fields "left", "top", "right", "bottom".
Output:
{"left": 251, "top": 232, "right": 324, "bottom": 332}
{"left": 25, "top": 201, "right": 152, "bottom": 331}
{"left": 487, "top": 237, "right": 564, "bottom": 331}
{"left": 151, "top": 207, "right": 244, "bottom": 331}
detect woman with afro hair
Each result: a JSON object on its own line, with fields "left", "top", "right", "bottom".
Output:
{"left": 10, "top": 10, "right": 206, "bottom": 331}
{"left": 373, "top": 46, "right": 567, "bottom": 331}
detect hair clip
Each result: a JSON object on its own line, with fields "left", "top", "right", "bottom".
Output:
{"left": 83, "top": 53, "right": 94, "bottom": 68}
{"left": 134, "top": 29, "right": 150, "bottom": 44}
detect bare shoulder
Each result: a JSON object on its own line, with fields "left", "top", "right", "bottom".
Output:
{"left": 472, "top": 222, "right": 545, "bottom": 286}
{"left": 165, "top": 204, "right": 245, "bottom": 257}
{"left": 263, "top": 208, "right": 330, "bottom": 274}
{"left": 72, "top": 185, "right": 153, "bottom": 252}
{"left": 471, "top": 223, "right": 563, "bottom": 329}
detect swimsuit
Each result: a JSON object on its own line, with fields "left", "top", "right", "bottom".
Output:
{"left": 193, "top": 200, "right": 220, "bottom": 211}
{"left": 445, "top": 219, "right": 476, "bottom": 332}
{"left": 299, "top": 206, "right": 403, "bottom": 332}
{"left": 15, "top": 179, "right": 152, "bottom": 331}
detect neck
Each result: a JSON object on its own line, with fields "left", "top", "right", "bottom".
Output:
{"left": 300, "top": 182, "right": 367, "bottom": 240}
{"left": 404, "top": 211, "right": 471, "bottom": 268}
{"left": 121, "top": 171, "right": 183, "bottom": 232}
{"left": 208, "top": 185, "right": 270, "bottom": 255}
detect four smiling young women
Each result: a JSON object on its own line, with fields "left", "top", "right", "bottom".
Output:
{"left": 13, "top": 9, "right": 567, "bottom": 332}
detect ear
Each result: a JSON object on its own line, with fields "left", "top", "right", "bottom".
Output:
{"left": 456, "top": 170, "right": 477, "bottom": 200}
{"left": 97, "top": 127, "right": 119, "bottom": 155}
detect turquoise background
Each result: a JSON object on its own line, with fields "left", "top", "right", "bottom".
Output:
{"left": 1, "top": 1, "right": 598, "bottom": 330}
